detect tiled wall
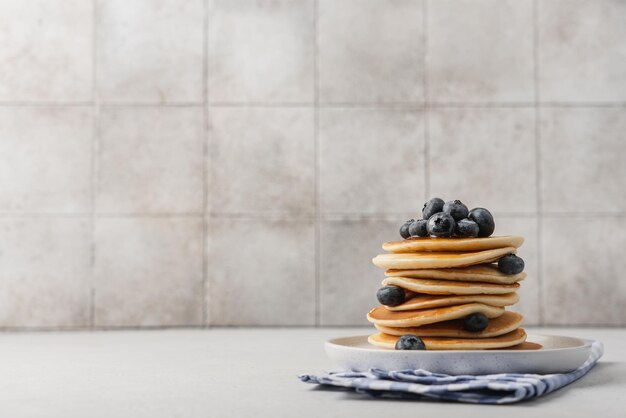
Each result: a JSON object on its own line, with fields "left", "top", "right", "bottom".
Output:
{"left": 0, "top": 0, "right": 625, "bottom": 329}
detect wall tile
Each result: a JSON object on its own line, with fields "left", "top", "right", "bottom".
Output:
{"left": 0, "top": 107, "right": 92, "bottom": 213}
{"left": 542, "top": 217, "right": 626, "bottom": 325}
{"left": 495, "top": 217, "right": 539, "bottom": 325}
{"left": 94, "top": 218, "right": 204, "bottom": 327}
{"left": 428, "top": 108, "right": 536, "bottom": 213}
{"left": 1, "top": 0, "right": 624, "bottom": 330}
{"left": 320, "top": 219, "right": 397, "bottom": 326}
{"left": 0, "top": 0, "right": 93, "bottom": 102}
{"left": 318, "top": 0, "right": 424, "bottom": 103}
{"left": 208, "top": 0, "right": 314, "bottom": 103}
{"left": 209, "top": 107, "right": 315, "bottom": 214}
{"left": 319, "top": 108, "right": 425, "bottom": 214}
{"left": 97, "top": 0, "right": 203, "bottom": 103}
{"left": 428, "top": 0, "right": 534, "bottom": 103}
{"left": 0, "top": 218, "right": 91, "bottom": 327}
{"left": 208, "top": 218, "right": 315, "bottom": 325}
{"left": 540, "top": 108, "right": 626, "bottom": 213}
{"left": 97, "top": 107, "right": 204, "bottom": 214}
{"left": 538, "top": 0, "right": 626, "bottom": 102}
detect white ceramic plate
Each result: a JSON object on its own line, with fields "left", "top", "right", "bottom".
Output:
{"left": 325, "top": 334, "right": 592, "bottom": 375}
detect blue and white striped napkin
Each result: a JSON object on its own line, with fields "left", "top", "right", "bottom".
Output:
{"left": 299, "top": 340, "right": 603, "bottom": 404}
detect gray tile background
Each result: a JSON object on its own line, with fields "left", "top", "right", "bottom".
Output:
{"left": 0, "top": 0, "right": 625, "bottom": 329}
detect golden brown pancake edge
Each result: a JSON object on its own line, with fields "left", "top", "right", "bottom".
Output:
{"left": 387, "top": 292, "right": 520, "bottom": 311}
{"left": 367, "top": 303, "right": 505, "bottom": 327}
{"left": 382, "top": 235, "right": 524, "bottom": 253}
{"left": 368, "top": 328, "right": 527, "bottom": 350}
{"left": 372, "top": 247, "right": 517, "bottom": 270}
{"left": 375, "top": 311, "right": 524, "bottom": 338}
{"left": 385, "top": 264, "right": 526, "bottom": 284}
{"left": 382, "top": 276, "right": 520, "bottom": 296}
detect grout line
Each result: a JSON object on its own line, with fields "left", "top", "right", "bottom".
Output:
{"left": 533, "top": 0, "right": 544, "bottom": 326}
{"left": 423, "top": 0, "right": 430, "bottom": 200}
{"left": 90, "top": 0, "right": 100, "bottom": 328}
{"left": 1, "top": 323, "right": 623, "bottom": 332}
{"left": 313, "top": 0, "right": 321, "bottom": 328}
{"left": 202, "top": 0, "right": 210, "bottom": 328}
{"left": 428, "top": 102, "right": 534, "bottom": 108}
{"left": 212, "top": 211, "right": 626, "bottom": 219}
{"left": 209, "top": 101, "right": 313, "bottom": 107}
{"left": 318, "top": 103, "right": 422, "bottom": 109}
{"left": 151, "top": 101, "right": 626, "bottom": 108}
{"left": 209, "top": 101, "right": 626, "bottom": 108}
{"left": 2, "top": 101, "right": 626, "bottom": 109}
{"left": 0, "top": 102, "right": 93, "bottom": 107}
{"left": 95, "top": 213, "right": 204, "bottom": 218}
{"left": 2, "top": 211, "right": 626, "bottom": 220}
{"left": 0, "top": 325, "right": 218, "bottom": 332}
{"left": 4, "top": 211, "right": 626, "bottom": 219}
{"left": 536, "top": 101, "right": 626, "bottom": 107}
{"left": 99, "top": 102, "right": 204, "bottom": 107}
{"left": 209, "top": 102, "right": 528, "bottom": 108}
{"left": 0, "top": 325, "right": 353, "bottom": 331}
{"left": 97, "top": 213, "right": 205, "bottom": 218}
{"left": 541, "top": 212, "right": 626, "bottom": 217}
{"left": 211, "top": 212, "right": 544, "bottom": 220}
{"left": 211, "top": 101, "right": 626, "bottom": 108}
{"left": 0, "top": 213, "right": 93, "bottom": 218}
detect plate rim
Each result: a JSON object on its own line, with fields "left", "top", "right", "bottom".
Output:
{"left": 326, "top": 333, "right": 592, "bottom": 354}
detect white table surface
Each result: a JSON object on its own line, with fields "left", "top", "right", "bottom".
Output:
{"left": 0, "top": 327, "right": 623, "bottom": 418}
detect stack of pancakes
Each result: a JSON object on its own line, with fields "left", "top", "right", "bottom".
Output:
{"left": 367, "top": 236, "right": 528, "bottom": 350}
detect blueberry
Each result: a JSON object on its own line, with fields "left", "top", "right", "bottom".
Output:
{"left": 443, "top": 200, "right": 469, "bottom": 221}
{"left": 498, "top": 254, "right": 525, "bottom": 275}
{"left": 426, "top": 212, "right": 455, "bottom": 237}
{"left": 376, "top": 286, "right": 405, "bottom": 306}
{"left": 463, "top": 313, "right": 489, "bottom": 332}
{"left": 395, "top": 335, "right": 426, "bottom": 350}
{"left": 468, "top": 207, "right": 495, "bottom": 237}
{"left": 399, "top": 219, "right": 414, "bottom": 239}
{"left": 455, "top": 218, "right": 479, "bottom": 237}
{"left": 422, "top": 197, "right": 445, "bottom": 220}
{"left": 408, "top": 219, "right": 428, "bottom": 237}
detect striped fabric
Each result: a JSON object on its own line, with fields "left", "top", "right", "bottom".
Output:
{"left": 299, "top": 340, "right": 603, "bottom": 404}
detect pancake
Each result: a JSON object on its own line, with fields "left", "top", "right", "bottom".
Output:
{"left": 368, "top": 328, "right": 527, "bottom": 350}
{"left": 383, "top": 235, "right": 524, "bottom": 253}
{"left": 385, "top": 264, "right": 525, "bottom": 284}
{"left": 382, "top": 277, "right": 520, "bottom": 295}
{"left": 367, "top": 303, "right": 504, "bottom": 327}
{"left": 387, "top": 292, "right": 519, "bottom": 311}
{"left": 506, "top": 342, "right": 542, "bottom": 350}
{"left": 375, "top": 311, "right": 524, "bottom": 338}
{"left": 372, "top": 247, "right": 516, "bottom": 270}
